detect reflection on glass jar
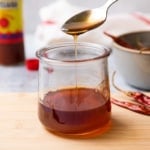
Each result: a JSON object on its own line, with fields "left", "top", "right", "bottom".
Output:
{"left": 36, "top": 42, "right": 111, "bottom": 138}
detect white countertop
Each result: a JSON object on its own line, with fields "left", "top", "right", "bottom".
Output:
{"left": 0, "top": 65, "right": 38, "bottom": 92}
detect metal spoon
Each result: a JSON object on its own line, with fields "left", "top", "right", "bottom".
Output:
{"left": 61, "top": 0, "right": 118, "bottom": 35}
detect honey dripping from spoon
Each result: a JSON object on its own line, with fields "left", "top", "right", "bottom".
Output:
{"left": 61, "top": 0, "right": 118, "bottom": 88}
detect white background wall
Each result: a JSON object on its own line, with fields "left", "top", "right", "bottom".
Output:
{"left": 23, "top": 0, "right": 150, "bottom": 33}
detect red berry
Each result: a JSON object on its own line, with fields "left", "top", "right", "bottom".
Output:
{"left": 0, "top": 18, "right": 9, "bottom": 28}
{"left": 26, "top": 59, "right": 39, "bottom": 71}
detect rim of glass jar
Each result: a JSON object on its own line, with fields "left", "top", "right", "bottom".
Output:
{"left": 36, "top": 42, "right": 111, "bottom": 64}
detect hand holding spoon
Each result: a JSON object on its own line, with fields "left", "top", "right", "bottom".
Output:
{"left": 61, "top": 0, "right": 118, "bottom": 35}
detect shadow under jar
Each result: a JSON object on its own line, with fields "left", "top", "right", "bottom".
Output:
{"left": 36, "top": 42, "right": 111, "bottom": 138}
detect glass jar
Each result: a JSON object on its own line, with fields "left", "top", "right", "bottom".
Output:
{"left": 36, "top": 42, "right": 111, "bottom": 138}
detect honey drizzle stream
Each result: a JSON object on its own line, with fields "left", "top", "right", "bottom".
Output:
{"left": 73, "top": 35, "right": 79, "bottom": 110}
{"left": 73, "top": 35, "right": 78, "bottom": 88}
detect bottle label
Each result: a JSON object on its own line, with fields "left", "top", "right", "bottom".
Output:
{"left": 0, "top": 0, "right": 23, "bottom": 44}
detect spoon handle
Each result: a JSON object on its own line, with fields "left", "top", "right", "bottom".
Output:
{"left": 103, "top": 0, "right": 118, "bottom": 9}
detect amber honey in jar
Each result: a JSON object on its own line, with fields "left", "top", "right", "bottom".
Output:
{"left": 36, "top": 42, "right": 111, "bottom": 138}
{"left": 0, "top": 0, "right": 24, "bottom": 65}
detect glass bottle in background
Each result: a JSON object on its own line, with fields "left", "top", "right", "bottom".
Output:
{"left": 0, "top": 0, "right": 24, "bottom": 65}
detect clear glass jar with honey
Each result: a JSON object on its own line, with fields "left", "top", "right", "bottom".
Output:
{"left": 36, "top": 42, "right": 111, "bottom": 138}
